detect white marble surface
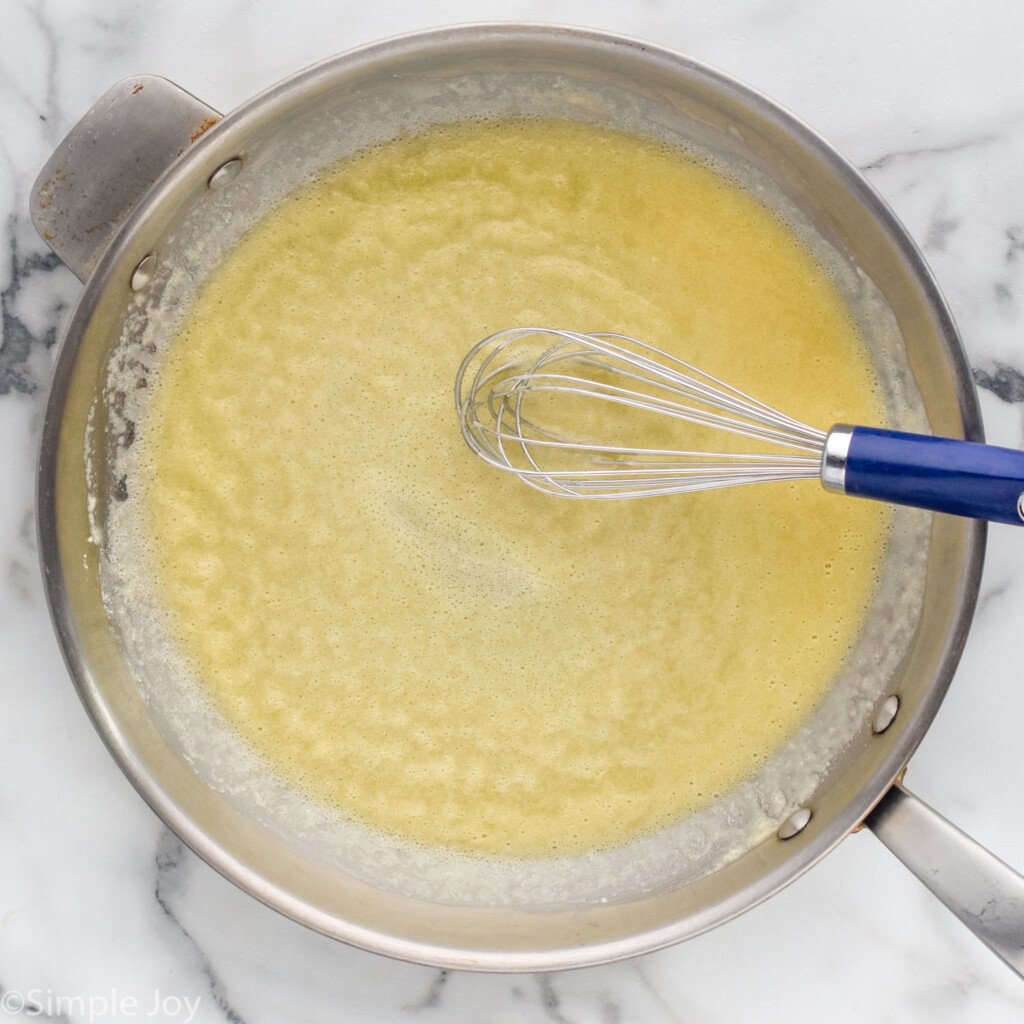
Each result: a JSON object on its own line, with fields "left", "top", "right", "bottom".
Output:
{"left": 2, "top": 1, "right": 1024, "bottom": 1021}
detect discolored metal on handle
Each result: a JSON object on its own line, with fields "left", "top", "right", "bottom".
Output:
{"left": 866, "top": 783, "right": 1024, "bottom": 978}
{"left": 30, "top": 76, "right": 221, "bottom": 281}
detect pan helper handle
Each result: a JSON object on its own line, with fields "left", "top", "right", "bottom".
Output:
{"left": 31, "top": 77, "right": 221, "bottom": 281}
{"left": 822, "top": 425, "right": 1024, "bottom": 526}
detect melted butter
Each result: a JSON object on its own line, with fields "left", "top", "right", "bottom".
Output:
{"left": 137, "top": 119, "right": 889, "bottom": 857}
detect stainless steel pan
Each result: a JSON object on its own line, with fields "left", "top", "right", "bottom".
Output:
{"left": 30, "top": 24, "right": 1024, "bottom": 973}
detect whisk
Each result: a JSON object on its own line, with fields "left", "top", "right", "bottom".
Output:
{"left": 455, "top": 328, "right": 1024, "bottom": 525}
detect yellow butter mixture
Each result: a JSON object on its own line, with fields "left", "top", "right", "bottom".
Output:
{"left": 136, "top": 119, "right": 889, "bottom": 857}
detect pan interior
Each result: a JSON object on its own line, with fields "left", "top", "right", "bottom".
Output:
{"left": 90, "top": 57, "right": 931, "bottom": 911}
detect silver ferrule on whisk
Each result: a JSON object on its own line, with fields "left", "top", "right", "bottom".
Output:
{"left": 821, "top": 425, "right": 855, "bottom": 493}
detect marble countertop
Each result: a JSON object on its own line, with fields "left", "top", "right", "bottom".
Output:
{"left": 2, "top": 1, "right": 1023, "bottom": 1021}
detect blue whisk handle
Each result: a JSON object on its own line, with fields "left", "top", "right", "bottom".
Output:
{"left": 822, "top": 426, "right": 1024, "bottom": 526}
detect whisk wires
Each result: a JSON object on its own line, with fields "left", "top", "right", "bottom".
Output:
{"left": 455, "top": 328, "right": 827, "bottom": 499}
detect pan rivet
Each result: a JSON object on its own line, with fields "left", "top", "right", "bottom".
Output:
{"left": 778, "top": 807, "right": 812, "bottom": 840}
{"left": 130, "top": 254, "right": 156, "bottom": 291}
{"left": 208, "top": 158, "right": 243, "bottom": 190}
{"left": 872, "top": 694, "right": 900, "bottom": 735}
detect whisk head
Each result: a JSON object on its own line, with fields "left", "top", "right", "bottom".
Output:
{"left": 455, "top": 328, "right": 829, "bottom": 499}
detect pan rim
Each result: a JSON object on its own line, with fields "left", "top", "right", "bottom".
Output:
{"left": 36, "top": 21, "right": 987, "bottom": 971}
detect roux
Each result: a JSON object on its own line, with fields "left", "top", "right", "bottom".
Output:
{"left": 135, "top": 118, "right": 890, "bottom": 857}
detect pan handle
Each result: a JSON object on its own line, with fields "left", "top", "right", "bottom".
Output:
{"left": 30, "top": 76, "right": 221, "bottom": 281}
{"left": 865, "top": 782, "right": 1024, "bottom": 977}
